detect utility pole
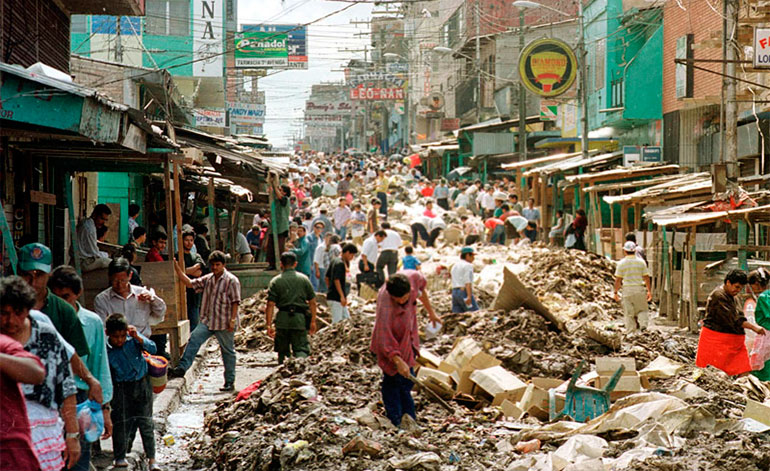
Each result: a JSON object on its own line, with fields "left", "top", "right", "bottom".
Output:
{"left": 724, "top": 0, "right": 738, "bottom": 181}
{"left": 518, "top": 10, "right": 527, "bottom": 162}
{"left": 475, "top": 0, "right": 482, "bottom": 122}
{"left": 115, "top": 16, "right": 123, "bottom": 63}
{"left": 578, "top": 3, "right": 589, "bottom": 161}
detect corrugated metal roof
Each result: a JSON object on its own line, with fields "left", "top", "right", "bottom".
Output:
{"left": 522, "top": 151, "right": 623, "bottom": 177}
{"left": 650, "top": 203, "right": 770, "bottom": 227}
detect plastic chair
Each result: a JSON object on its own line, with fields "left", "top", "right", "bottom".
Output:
{"left": 549, "top": 360, "right": 625, "bottom": 423}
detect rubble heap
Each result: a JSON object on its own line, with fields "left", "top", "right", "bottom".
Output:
{"left": 192, "top": 244, "right": 770, "bottom": 470}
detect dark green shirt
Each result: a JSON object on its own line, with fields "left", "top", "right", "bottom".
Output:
{"left": 41, "top": 289, "right": 90, "bottom": 357}
{"left": 271, "top": 194, "right": 290, "bottom": 235}
{"left": 267, "top": 269, "right": 315, "bottom": 330}
{"left": 311, "top": 183, "right": 322, "bottom": 198}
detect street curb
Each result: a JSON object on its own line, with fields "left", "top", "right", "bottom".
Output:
{"left": 152, "top": 338, "right": 215, "bottom": 434}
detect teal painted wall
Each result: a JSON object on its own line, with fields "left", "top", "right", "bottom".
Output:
{"left": 624, "top": 26, "right": 663, "bottom": 121}
{"left": 98, "top": 173, "right": 145, "bottom": 245}
{"left": 141, "top": 35, "right": 193, "bottom": 75}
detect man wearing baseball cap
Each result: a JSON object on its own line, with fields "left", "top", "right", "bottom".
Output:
{"left": 17, "top": 243, "right": 90, "bottom": 357}
{"left": 613, "top": 241, "right": 652, "bottom": 333}
{"left": 17, "top": 243, "right": 105, "bottom": 405}
{"left": 450, "top": 247, "right": 479, "bottom": 313}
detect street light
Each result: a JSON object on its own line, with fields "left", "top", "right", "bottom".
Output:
{"left": 511, "top": 0, "right": 588, "bottom": 161}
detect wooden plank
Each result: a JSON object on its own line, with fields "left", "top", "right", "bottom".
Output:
{"left": 135, "top": 261, "right": 178, "bottom": 328}
{"left": 30, "top": 190, "right": 57, "bottom": 205}
{"left": 712, "top": 244, "right": 770, "bottom": 252}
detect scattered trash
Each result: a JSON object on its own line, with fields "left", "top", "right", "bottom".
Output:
{"left": 514, "top": 438, "right": 541, "bottom": 454}
{"left": 342, "top": 436, "right": 383, "bottom": 457}
{"left": 162, "top": 434, "right": 175, "bottom": 446}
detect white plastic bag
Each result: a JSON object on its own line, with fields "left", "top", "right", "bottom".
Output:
{"left": 424, "top": 321, "right": 442, "bottom": 340}
{"left": 749, "top": 329, "right": 770, "bottom": 371}
{"left": 565, "top": 233, "right": 577, "bottom": 248}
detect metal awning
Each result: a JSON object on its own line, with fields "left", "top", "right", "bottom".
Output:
{"left": 523, "top": 151, "right": 623, "bottom": 177}
{"left": 534, "top": 137, "right": 618, "bottom": 149}
{"left": 650, "top": 203, "right": 770, "bottom": 228}
{"left": 603, "top": 173, "right": 712, "bottom": 205}
{"left": 564, "top": 164, "right": 680, "bottom": 184}
{"left": 500, "top": 151, "right": 588, "bottom": 170}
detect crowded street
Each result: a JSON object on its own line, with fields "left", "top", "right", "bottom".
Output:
{"left": 2, "top": 1, "right": 770, "bottom": 471}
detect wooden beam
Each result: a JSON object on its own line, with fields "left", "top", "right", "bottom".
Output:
{"left": 712, "top": 244, "right": 770, "bottom": 252}
{"left": 689, "top": 226, "right": 699, "bottom": 332}
{"left": 208, "top": 177, "right": 216, "bottom": 250}
{"left": 173, "top": 161, "right": 187, "bottom": 322}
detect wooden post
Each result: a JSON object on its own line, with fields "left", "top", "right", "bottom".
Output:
{"left": 233, "top": 197, "right": 241, "bottom": 261}
{"left": 620, "top": 203, "right": 629, "bottom": 249}
{"left": 689, "top": 226, "right": 699, "bottom": 332}
{"left": 173, "top": 161, "right": 186, "bottom": 321}
{"left": 64, "top": 173, "right": 81, "bottom": 274}
{"left": 163, "top": 160, "right": 173, "bottom": 252}
{"left": 738, "top": 220, "right": 748, "bottom": 270}
{"left": 268, "top": 173, "right": 281, "bottom": 268}
{"left": 208, "top": 177, "right": 216, "bottom": 250}
{"left": 679, "top": 228, "right": 688, "bottom": 328}
{"left": 610, "top": 193, "right": 616, "bottom": 259}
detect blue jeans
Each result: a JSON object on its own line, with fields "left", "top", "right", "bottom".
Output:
{"left": 72, "top": 390, "right": 92, "bottom": 471}
{"left": 336, "top": 226, "right": 347, "bottom": 240}
{"left": 382, "top": 370, "right": 415, "bottom": 427}
{"left": 491, "top": 225, "right": 506, "bottom": 244}
{"left": 452, "top": 288, "right": 479, "bottom": 313}
{"left": 186, "top": 290, "right": 201, "bottom": 332}
{"left": 377, "top": 191, "right": 388, "bottom": 216}
{"left": 178, "top": 323, "right": 236, "bottom": 385}
{"left": 315, "top": 267, "right": 328, "bottom": 293}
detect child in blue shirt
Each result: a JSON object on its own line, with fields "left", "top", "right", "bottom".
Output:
{"left": 106, "top": 313, "right": 159, "bottom": 470}
{"left": 401, "top": 246, "right": 421, "bottom": 271}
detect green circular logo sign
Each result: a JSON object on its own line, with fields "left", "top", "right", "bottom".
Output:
{"left": 518, "top": 38, "right": 577, "bottom": 97}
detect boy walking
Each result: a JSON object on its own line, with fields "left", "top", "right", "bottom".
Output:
{"left": 105, "top": 314, "right": 159, "bottom": 470}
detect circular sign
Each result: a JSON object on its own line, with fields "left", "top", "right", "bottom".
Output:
{"left": 518, "top": 38, "right": 578, "bottom": 97}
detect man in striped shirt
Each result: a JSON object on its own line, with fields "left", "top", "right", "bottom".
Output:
{"left": 613, "top": 241, "right": 652, "bottom": 333}
{"left": 169, "top": 251, "right": 241, "bottom": 391}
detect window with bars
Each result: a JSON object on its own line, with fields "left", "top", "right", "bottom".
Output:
{"left": 71, "top": 15, "right": 88, "bottom": 34}
{"left": 145, "top": 0, "right": 189, "bottom": 36}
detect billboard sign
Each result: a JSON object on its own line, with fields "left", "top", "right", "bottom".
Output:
{"left": 305, "top": 114, "right": 345, "bottom": 126}
{"left": 350, "top": 87, "right": 405, "bottom": 100}
{"left": 194, "top": 109, "right": 226, "bottom": 127}
{"left": 227, "top": 102, "right": 266, "bottom": 124}
{"left": 305, "top": 127, "right": 338, "bottom": 138}
{"left": 518, "top": 38, "right": 577, "bottom": 97}
{"left": 348, "top": 71, "right": 406, "bottom": 88}
{"left": 242, "top": 24, "right": 308, "bottom": 69}
{"left": 755, "top": 28, "right": 770, "bottom": 68}
{"left": 193, "top": 0, "right": 224, "bottom": 77}
{"left": 234, "top": 31, "right": 288, "bottom": 68}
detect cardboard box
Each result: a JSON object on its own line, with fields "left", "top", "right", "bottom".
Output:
{"left": 595, "top": 373, "right": 642, "bottom": 400}
{"left": 744, "top": 399, "right": 770, "bottom": 426}
{"left": 500, "top": 399, "right": 524, "bottom": 419}
{"left": 417, "top": 349, "right": 443, "bottom": 369}
{"left": 456, "top": 352, "right": 502, "bottom": 394}
{"left": 416, "top": 367, "right": 453, "bottom": 387}
{"left": 469, "top": 366, "right": 527, "bottom": 406}
{"left": 595, "top": 357, "right": 636, "bottom": 375}
{"left": 439, "top": 337, "right": 482, "bottom": 374}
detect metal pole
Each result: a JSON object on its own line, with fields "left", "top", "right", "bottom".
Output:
{"left": 724, "top": 0, "right": 738, "bottom": 181}
{"left": 518, "top": 10, "right": 527, "bottom": 162}
{"left": 115, "top": 17, "right": 123, "bottom": 63}
{"left": 475, "top": 0, "right": 482, "bottom": 122}
{"left": 579, "top": 3, "right": 589, "bottom": 160}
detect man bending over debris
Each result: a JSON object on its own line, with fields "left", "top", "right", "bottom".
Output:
{"left": 696, "top": 269, "right": 766, "bottom": 376}
{"left": 265, "top": 252, "right": 318, "bottom": 363}
{"left": 370, "top": 271, "right": 442, "bottom": 426}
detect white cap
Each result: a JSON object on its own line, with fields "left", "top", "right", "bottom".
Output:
{"left": 623, "top": 241, "right": 637, "bottom": 252}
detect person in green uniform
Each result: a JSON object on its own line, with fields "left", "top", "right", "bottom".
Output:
{"left": 289, "top": 226, "right": 313, "bottom": 278}
{"left": 265, "top": 252, "right": 318, "bottom": 363}
{"left": 750, "top": 269, "right": 770, "bottom": 381}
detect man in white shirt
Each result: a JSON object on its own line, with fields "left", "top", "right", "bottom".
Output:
{"left": 360, "top": 230, "right": 385, "bottom": 274}
{"left": 451, "top": 247, "right": 478, "bottom": 313}
{"left": 94, "top": 257, "right": 167, "bottom": 339}
{"left": 376, "top": 222, "right": 402, "bottom": 283}
{"left": 307, "top": 161, "right": 320, "bottom": 176}
{"left": 480, "top": 187, "right": 496, "bottom": 218}
{"left": 322, "top": 176, "right": 338, "bottom": 197}
{"left": 77, "top": 204, "right": 113, "bottom": 272}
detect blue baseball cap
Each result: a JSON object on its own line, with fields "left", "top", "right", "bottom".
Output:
{"left": 460, "top": 246, "right": 475, "bottom": 255}
{"left": 18, "top": 243, "right": 52, "bottom": 273}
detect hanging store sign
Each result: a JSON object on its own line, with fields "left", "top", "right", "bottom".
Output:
{"left": 193, "top": 0, "right": 224, "bottom": 77}
{"left": 305, "top": 126, "right": 338, "bottom": 137}
{"left": 304, "top": 114, "right": 345, "bottom": 126}
{"left": 194, "top": 109, "right": 226, "bottom": 127}
{"left": 754, "top": 28, "right": 770, "bottom": 68}
{"left": 348, "top": 72, "right": 406, "bottom": 88}
{"left": 234, "top": 31, "right": 289, "bottom": 68}
{"left": 518, "top": 38, "right": 577, "bottom": 98}
{"left": 540, "top": 100, "right": 558, "bottom": 121}
{"left": 242, "top": 24, "right": 308, "bottom": 70}
{"left": 227, "top": 102, "right": 265, "bottom": 124}
{"left": 350, "top": 87, "right": 405, "bottom": 100}
{"left": 305, "top": 100, "right": 352, "bottom": 116}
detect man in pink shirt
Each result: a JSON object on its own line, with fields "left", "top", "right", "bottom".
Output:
{"left": 370, "top": 270, "right": 441, "bottom": 426}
